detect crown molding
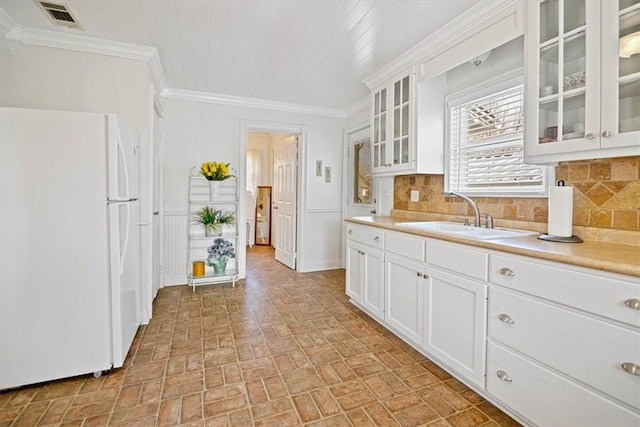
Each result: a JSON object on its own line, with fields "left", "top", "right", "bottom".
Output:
{"left": 165, "top": 88, "right": 346, "bottom": 118}
{"left": 345, "top": 96, "right": 369, "bottom": 117}
{"left": 363, "top": 0, "right": 521, "bottom": 89}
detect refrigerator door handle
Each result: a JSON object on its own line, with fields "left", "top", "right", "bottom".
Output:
{"left": 120, "top": 203, "right": 130, "bottom": 275}
{"left": 117, "top": 129, "right": 132, "bottom": 201}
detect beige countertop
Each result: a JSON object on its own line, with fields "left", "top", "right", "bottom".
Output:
{"left": 345, "top": 216, "right": 640, "bottom": 278}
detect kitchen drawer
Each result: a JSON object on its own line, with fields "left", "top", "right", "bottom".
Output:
{"left": 489, "top": 287, "right": 640, "bottom": 410}
{"left": 426, "top": 240, "right": 487, "bottom": 281}
{"left": 346, "top": 223, "right": 384, "bottom": 249}
{"left": 385, "top": 230, "right": 425, "bottom": 262}
{"left": 490, "top": 253, "right": 640, "bottom": 328}
{"left": 487, "top": 342, "right": 640, "bottom": 427}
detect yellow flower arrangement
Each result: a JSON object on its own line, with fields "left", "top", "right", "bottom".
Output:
{"left": 200, "top": 161, "right": 234, "bottom": 181}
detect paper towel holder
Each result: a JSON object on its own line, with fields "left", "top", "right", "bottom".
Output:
{"left": 538, "top": 180, "right": 583, "bottom": 243}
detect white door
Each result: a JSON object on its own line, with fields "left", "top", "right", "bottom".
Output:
{"left": 273, "top": 135, "right": 298, "bottom": 269}
{"left": 345, "top": 127, "right": 376, "bottom": 218}
{"left": 152, "top": 108, "right": 162, "bottom": 300}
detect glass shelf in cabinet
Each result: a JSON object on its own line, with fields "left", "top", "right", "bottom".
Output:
{"left": 539, "top": 42, "right": 559, "bottom": 63}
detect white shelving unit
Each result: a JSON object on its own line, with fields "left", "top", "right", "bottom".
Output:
{"left": 187, "top": 169, "right": 239, "bottom": 291}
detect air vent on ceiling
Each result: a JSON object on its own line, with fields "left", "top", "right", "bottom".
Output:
{"left": 37, "top": 1, "right": 83, "bottom": 30}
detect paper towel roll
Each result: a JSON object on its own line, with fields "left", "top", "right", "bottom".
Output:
{"left": 548, "top": 185, "right": 574, "bottom": 237}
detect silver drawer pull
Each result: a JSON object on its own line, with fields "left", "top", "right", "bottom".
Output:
{"left": 499, "top": 267, "right": 515, "bottom": 277}
{"left": 498, "top": 314, "right": 515, "bottom": 324}
{"left": 621, "top": 363, "right": 640, "bottom": 376}
{"left": 496, "top": 370, "right": 512, "bottom": 382}
{"left": 624, "top": 299, "right": 640, "bottom": 310}
{"left": 374, "top": 236, "right": 380, "bottom": 241}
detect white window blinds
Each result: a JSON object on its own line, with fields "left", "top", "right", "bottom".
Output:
{"left": 448, "top": 82, "right": 547, "bottom": 196}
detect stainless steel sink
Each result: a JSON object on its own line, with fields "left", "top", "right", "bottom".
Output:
{"left": 394, "top": 221, "right": 538, "bottom": 240}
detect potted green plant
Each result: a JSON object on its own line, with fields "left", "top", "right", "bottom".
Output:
{"left": 194, "top": 207, "right": 235, "bottom": 236}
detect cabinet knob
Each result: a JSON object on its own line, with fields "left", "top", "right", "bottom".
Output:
{"left": 498, "top": 313, "right": 515, "bottom": 324}
{"left": 621, "top": 363, "right": 640, "bottom": 376}
{"left": 348, "top": 229, "right": 353, "bottom": 234}
{"left": 417, "top": 272, "right": 422, "bottom": 277}
{"left": 499, "top": 267, "right": 515, "bottom": 277}
{"left": 601, "top": 130, "right": 611, "bottom": 138}
{"left": 585, "top": 133, "right": 595, "bottom": 140}
{"left": 496, "top": 370, "right": 512, "bottom": 382}
{"left": 624, "top": 299, "right": 640, "bottom": 310}
{"left": 374, "top": 236, "right": 380, "bottom": 241}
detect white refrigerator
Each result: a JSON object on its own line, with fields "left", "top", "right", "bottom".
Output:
{"left": 0, "top": 107, "right": 142, "bottom": 389}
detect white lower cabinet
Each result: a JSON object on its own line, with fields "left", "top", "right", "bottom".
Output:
{"left": 487, "top": 342, "right": 640, "bottom": 427}
{"left": 423, "top": 267, "right": 487, "bottom": 388}
{"left": 344, "top": 222, "right": 640, "bottom": 426}
{"left": 384, "top": 253, "right": 424, "bottom": 345}
{"left": 488, "top": 252, "right": 640, "bottom": 425}
{"left": 346, "top": 240, "right": 384, "bottom": 320}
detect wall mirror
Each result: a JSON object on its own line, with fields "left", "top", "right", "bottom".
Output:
{"left": 255, "top": 186, "right": 272, "bottom": 245}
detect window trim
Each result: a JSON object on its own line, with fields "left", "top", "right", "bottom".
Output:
{"left": 445, "top": 69, "right": 553, "bottom": 198}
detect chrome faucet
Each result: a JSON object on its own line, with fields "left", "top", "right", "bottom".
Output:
{"left": 443, "top": 191, "right": 481, "bottom": 227}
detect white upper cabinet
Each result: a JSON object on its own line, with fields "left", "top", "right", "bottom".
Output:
{"left": 371, "top": 68, "right": 445, "bottom": 176}
{"left": 524, "top": 0, "right": 640, "bottom": 164}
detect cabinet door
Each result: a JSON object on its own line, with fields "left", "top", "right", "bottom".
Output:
{"left": 361, "top": 246, "right": 385, "bottom": 321}
{"left": 371, "top": 87, "right": 388, "bottom": 172}
{"left": 525, "top": 0, "right": 600, "bottom": 158}
{"left": 390, "top": 74, "right": 413, "bottom": 171}
{"left": 423, "top": 267, "right": 487, "bottom": 387}
{"left": 345, "top": 241, "right": 363, "bottom": 302}
{"left": 600, "top": 0, "right": 640, "bottom": 149}
{"left": 385, "top": 254, "right": 424, "bottom": 345}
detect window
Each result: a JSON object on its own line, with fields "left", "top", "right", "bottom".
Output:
{"left": 353, "top": 139, "right": 372, "bottom": 204}
{"left": 446, "top": 75, "right": 550, "bottom": 197}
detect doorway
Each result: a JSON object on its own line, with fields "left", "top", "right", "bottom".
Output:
{"left": 244, "top": 125, "right": 302, "bottom": 271}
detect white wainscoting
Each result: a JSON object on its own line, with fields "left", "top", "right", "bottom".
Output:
{"left": 163, "top": 212, "right": 188, "bottom": 286}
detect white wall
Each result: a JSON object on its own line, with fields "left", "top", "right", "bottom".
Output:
{"left": 0, "top": 45, "right": 155, "bottom": 322}
{"left": 162, "top": 97, "right": 345, "bottom": 283}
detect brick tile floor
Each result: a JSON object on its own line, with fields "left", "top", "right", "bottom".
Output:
{"left": 0, "top": 246, "right": 520, "bottom": 426}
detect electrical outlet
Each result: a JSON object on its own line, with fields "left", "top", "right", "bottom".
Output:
{"left": 410, "top": 190, "right": 419, "bottom": 202}
{"left": 316, "top": 160, "right": 322, "bottom": 176}
{"left": 325, "top": 167, "right": 331, "bottom": 183}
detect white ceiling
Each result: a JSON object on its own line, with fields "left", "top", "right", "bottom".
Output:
{"left": 0, "top": 0, "right": 479, "bottom": 110}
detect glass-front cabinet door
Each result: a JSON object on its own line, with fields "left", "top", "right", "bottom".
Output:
{"left": 601, "top": 0, "right": 640, "bottom": 149}
{"left": 370, "top": 69, "right": 415, "bottom": 174}
{"left": 525, "top": 0, "right": 640, "bottom": 163}
{"left": 372, "top": 87, "right": 387, "bottom": 171}
{"left": 392, "top": 75, "right": 412, "bottom": 169}
{"left": 526, "top": 0, "right": 600, "bottom": 159}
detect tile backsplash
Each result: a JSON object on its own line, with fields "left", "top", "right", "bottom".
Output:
{"left": 393, "top": 156, "right": 640, "bottom": 244}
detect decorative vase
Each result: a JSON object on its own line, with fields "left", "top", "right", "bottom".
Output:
{"left": 209, "top": 180, "right": 220, "bottom": 201}
{"left": 204, "top": 224, "right": 221, "bottom": 237}
{"left": 207, "top": 255, "right": 227, "bottom": 274}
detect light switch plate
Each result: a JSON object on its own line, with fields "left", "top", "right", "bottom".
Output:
{"left": 410, "top": 190, "right": 419, "bottom": 202}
